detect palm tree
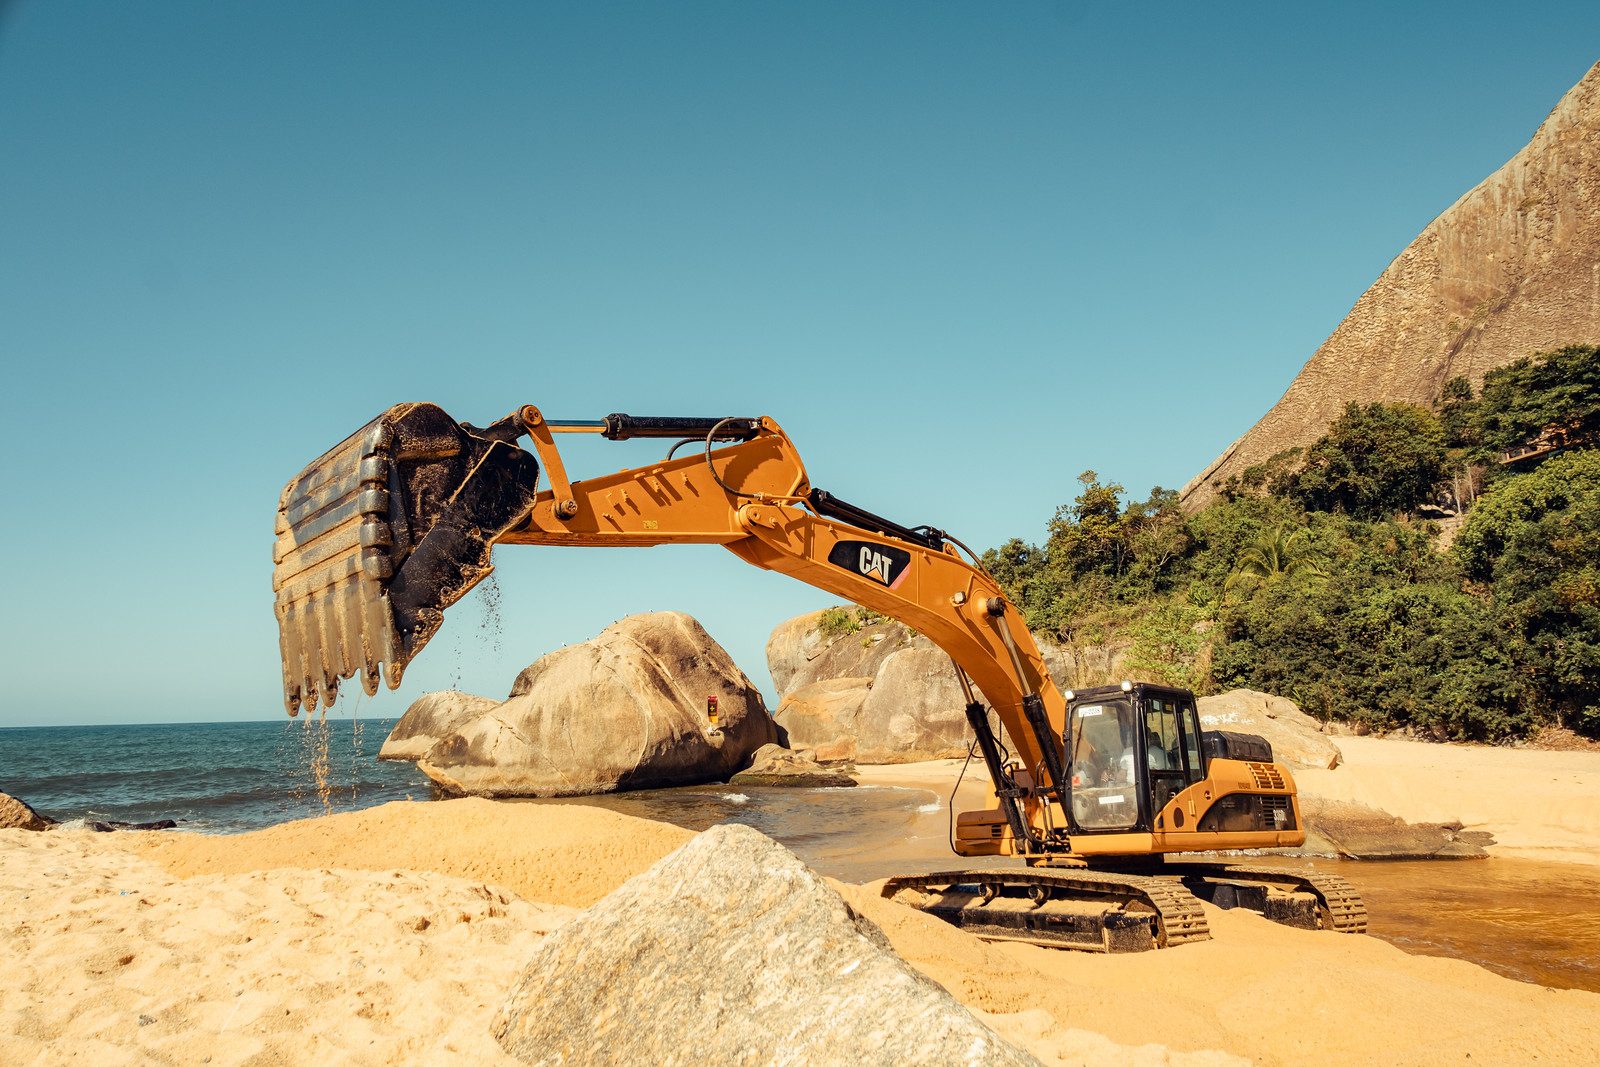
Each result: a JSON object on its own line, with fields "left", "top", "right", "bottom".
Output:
{"left": 1224, "top": 525, "right": 1326, "bottom": 598}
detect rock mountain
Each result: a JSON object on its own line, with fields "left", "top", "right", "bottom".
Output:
{"left": 1183, "top": 60, "right": 1600, "bottom": 508}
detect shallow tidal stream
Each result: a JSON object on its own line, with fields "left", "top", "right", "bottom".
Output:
{"left": 537, "top": 781, "right": 1600, "bottom": 994}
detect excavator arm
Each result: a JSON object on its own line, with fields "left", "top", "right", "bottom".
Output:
{"left": 273, "top": 400, "right": 1367, "bottom": 950}
{"left": 273, "top": 403, "right": 1067, "bottom": 852}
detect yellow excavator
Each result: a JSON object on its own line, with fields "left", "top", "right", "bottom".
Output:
{"left": 272, "top": 403, "right": 1365, "bottom": 952}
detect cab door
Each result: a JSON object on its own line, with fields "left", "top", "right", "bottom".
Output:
{"left": 1142, "top": 694, "right": 1201, "bottom": 818}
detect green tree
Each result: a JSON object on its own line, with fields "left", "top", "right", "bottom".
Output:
{"left": 1284, "top": 402, "right": 1448, "bottom": 518}
{"left": 1454, "top": 450, "right": 1600, "bottom": 734}
{"left": 1119, "top": 487, "right": 1193, "bottom": 600}
{"left": 1222, "top": 523, "right": 1325, "bottom": 598}
{"left": 1214, "top": 533, "right": 1525, "bottom": 740}
{"left": 1125, "top": 598, "right": 1210, "bottom": 692}
{"left": 1471, "top": 344, "right": 1600, "bottom": 456}
{"left": 1045, "top": 471, "right": 1126, "bottom": 583}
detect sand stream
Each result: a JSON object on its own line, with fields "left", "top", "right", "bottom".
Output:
{"left": 539, "top": 781, "right": 1600, "bottom": 993}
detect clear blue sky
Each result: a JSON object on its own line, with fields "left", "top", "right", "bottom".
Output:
{"left": 2, "top": 2, "right": 1596, "bottom": 727}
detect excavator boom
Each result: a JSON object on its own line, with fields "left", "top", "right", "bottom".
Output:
{"left": 272, "top": 401, "right": 1366, "bottom": 951}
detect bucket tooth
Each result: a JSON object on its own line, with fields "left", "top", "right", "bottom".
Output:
{"left": 272, "top": 403, "right": 539, "bottom": 715}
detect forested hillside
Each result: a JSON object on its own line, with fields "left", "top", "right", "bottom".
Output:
{"left": 987, "top": 345, "right": 1600, "bottom": 741}
{"left": 1183, "top": 62, "right": 1600, "bottom": 508}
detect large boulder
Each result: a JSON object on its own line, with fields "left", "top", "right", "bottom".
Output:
{"left": 853, "top": 648, "right": 971, "bottom": 763}
{"left": 766, "top": 608, "right": 931, "bottom": 698}
{"left": 418, "top": 612, "right": 778, "bottom": 797}
{"left": 729, "top": 743, "right": 856, "bottom": 788}
{"left": 772, "top": 676, "right": 873, "bottom": 761}
{"left": 1197, "top": 689, "right": 1342, "bottom": 770}
{"left": 378, "top": 690, "right": 499, "bottom": 761}
{"left": 774, "top": 648, "right": 971, "bottom": 765}
{"left": 492, "top": 823, "right": 1038, "bottom": 1067}
{"left": 0, "top": 791, "right": 53, "bottom": 831}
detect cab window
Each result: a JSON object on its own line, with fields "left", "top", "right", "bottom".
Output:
{"left": 1144, "top": 698, "right": 1181, "bottom": 772}
{"left": 1067, "top": 700, "right": 1138, "bottom": 831}
{"left": 1145, "top": 695, "right": 1192, "bottom": 813}
{"left": 1180, "top": 698, "right": 1205, "bottom": 781}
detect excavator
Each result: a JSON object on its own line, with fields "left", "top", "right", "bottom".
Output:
{"left": 272, "top": 403, "right": 1366, "bottom": 953}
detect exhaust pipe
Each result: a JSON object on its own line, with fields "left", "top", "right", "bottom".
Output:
{"left": 272, "top": 403, "right": 538, "bottom": 715}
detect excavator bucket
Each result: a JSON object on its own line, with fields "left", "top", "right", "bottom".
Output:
{"left": 272, "top": 403, "right": 539, "bottom": 716}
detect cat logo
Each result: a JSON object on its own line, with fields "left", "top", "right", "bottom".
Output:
{"left": 826, "top": 539, "right": 912, "bottom": 589}
{"left": 859, "top": 546, "right": 894, "bottom": 583}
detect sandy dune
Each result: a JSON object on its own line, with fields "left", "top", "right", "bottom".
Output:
{"left": 1, "top": 826, "right": 571, "bottom": 1065}
{"left": 5, "top": 790, "right": 1599, "bottom": 1065}
{"left": 129, "top": 797, "right": 695, "bottom": 908}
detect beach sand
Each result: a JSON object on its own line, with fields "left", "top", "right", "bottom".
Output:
{"left": 126, "top": 798, "right": 695, "bottom": 909}
{"left": 845, "top": 883, "right": 1600, "bottom": 1066}
{"left": 5, "top": 788, "right": 1599, "bottom": 1066}
{"left": 1293, "top": 735, "right": 1600, "bottom": 864}
{"left": 1, "top": 822, "right": 572, "bottom": 1065}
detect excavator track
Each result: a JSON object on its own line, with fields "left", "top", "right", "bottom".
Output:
{"left": 1170, "top": 863, "right": 1368, "bottom": 934}
{"left": 882, "top": 869, "right": 1211, "bottom": 953}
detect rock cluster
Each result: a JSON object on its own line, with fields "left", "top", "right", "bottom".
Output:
{"left": 392, "top": 612, "right": 777, "bottom": 797}
{"left": 1184, "top": 61, "right": 1600, "bottom": 509}
{"left": 729, "top": 743, "right": 856, "bottom": 788}
{"left": 766, "top": 608, "right": 1198, "bottom": 763}
{"left": 492, "top": 823, "right": 1039, "bottom": 1067}
{"left": 1197, "top": 689, "right": 1343, "bottom": 770}
{"left": 0, "top": 791, "right": 53, "bottom": 832}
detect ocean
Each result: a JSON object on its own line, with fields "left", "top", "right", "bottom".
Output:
{"left": 0, "top": 717, "right": 425, "bottom": 834}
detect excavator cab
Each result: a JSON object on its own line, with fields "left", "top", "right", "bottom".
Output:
{"left": 1065, "top": 683, "right": 1207, "bottom": 835}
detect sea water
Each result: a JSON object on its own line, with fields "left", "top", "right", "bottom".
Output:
{"left": 0, "top": 718, "right": 422, "bottom": 834}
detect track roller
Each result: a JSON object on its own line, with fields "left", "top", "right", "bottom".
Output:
{"left": 882, "top": 869, "right": 1211, "bottom": 953}
{"left": 1172, "top": 864, "right": 1368, "bottom": 934}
